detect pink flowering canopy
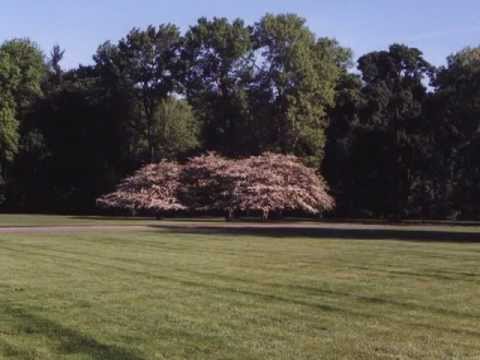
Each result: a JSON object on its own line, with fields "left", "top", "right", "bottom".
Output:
{"left": 96, "top": 161, "right": 185, "bottom": 212}
{"left": 97, "top": 152, "right": 334, "bottom": 218}
{"left": 178, "top": 152, "right": 334, "bottom": 218}
{"left": 231, "top": 153, "right": 335, "bottom": 217}
{"left": 177, "top": 152, "right": 238, "bottom": 211}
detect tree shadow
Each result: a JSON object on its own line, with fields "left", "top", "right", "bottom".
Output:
{"left": 0, "top": 304, "right": 145, "bottom": 360}
{"left": 0, "top": 338, "right": 37, "bottom": 359}
{"left": 70, "top": 216, "right": 225, "bottom": 223}
{"left": 149, "top": 224, "right": 480, "bottom": 243}
{"left": 69, "top": 215, "right": 154, "bottom": 222}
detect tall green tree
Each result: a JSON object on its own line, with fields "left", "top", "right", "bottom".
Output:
{"left": 182, "top": 17, "right": 255, "bottom": 156}
{"left": 0, "top": 39, "right": 45, "bottom": 109}
{"left": 355, "top": 44, "right": 434, "bottom": 217}
{"left": 432, "top": 47, "right": 480, "bottom": 218}
{"left": 252, "top": 14, "right": 349, "bottom": 166}
{"left": 0, "top": 39, "right": 45, "bottom": 206}
{"left": 94, "top": 25, "right": 182, "bottom": 162}
{"left": 47, "top": 44, "right": 65, "bottom": 85}
{"left": 0, "top": 39, "right": 45, "bottom": 178}
{"left": 0, "top": 98, "right": 18, "bottom": 166}
{"left": 15, "top": 64, "right": 130, "bottom": 212}
{"left": 322, "top": 72, "right": 363, "bottom": 216}
{"left": 150, "top": 97, "right": 199, "bottom": 160}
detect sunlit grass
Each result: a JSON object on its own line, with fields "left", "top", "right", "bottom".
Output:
{"left": 1, "top": 217, "right": 479, "bottom": 359}
{"left": 0, "top": 214, "right": 159, "bottom": 227}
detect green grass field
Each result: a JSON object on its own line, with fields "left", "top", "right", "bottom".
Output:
{"left": 1, "top": 215, "right": 479, "bottom": 359}
{"left": 0, "top": 214, "right": 160, "bottom": 227}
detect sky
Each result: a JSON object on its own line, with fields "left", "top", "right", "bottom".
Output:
{"left": 1, "top": 0, "right": 479, "bottom": 69}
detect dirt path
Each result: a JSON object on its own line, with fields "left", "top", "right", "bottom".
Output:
{"left": 0, "top": 220, "right": 478, "bottom": 234}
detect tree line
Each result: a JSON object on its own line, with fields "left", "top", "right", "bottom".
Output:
{"left": 1, "top": 13, "right": 479, "bottom": 219}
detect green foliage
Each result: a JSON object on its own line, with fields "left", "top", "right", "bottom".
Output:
{"left": 0, "top": 39, "right": 45, "bottom": 108}
{"left": 94, "top": 25, "right": 182, "bottom": 162}
{"left": 434, "top": 46, "right": 480, "bottom": 142}
{"left": 253, "top": 14, "right": 348, "bottom": 166}
{"left": 322, "top": 72, "right": 363, "bottom": 215}
{"left": 432, "top": 46, "right": 480, "bottom": 218}
{"left": 0, "top": 52, "right": 20, "bottom": 165}
{"left": 182, "top": 17, "right": 254, "bottom": 155}
{"left": 0, "top": 39, "right": 45, "bottom": 167}
{"left": 47, "top": 45, "right": 65, "bottom": 83}
{"left": 2, "top": 15, "right": 480, "bottom": 219}
{"left": 0, "top": 99, "right": 19, "bottom": 163}
{"left": 182, "top": 15, "right": 351, "bottom": 165}
{"left": 151, "top": 97, "right": 199, "bottom": 160}
{"left": 354, "top": 44, "right": 433, "bottom": 217}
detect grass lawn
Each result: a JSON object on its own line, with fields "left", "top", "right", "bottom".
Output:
{"left": 0, "top": 214, "right": 160, "bottom": 227}
{"left": 0, "top": 215, "right": 479, "bottom": 359}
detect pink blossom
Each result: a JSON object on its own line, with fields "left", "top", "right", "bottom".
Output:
{"left": 96, "top": 161, "right": 185, "bottom": 213}
{"left": 97, "top": 152, "right": 335, "bottom": 219}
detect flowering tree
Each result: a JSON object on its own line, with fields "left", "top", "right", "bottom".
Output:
{"left": 177, "top": 152, "right": 238, "bottom": 215}
{"left": 230, "top": 153, "right": 335, "bottom": 219}
{"left": 96, "top": 161, "right": 185, "bottom": 214}
{"left": 97, "top": 152, "right": 334, "bottom": 220}
{"left": 178, "top": 152, "right": 334, "bottom": 219}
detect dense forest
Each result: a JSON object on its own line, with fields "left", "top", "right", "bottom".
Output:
{"left": 1, "top": 14, "right": 479, "bottom": 219}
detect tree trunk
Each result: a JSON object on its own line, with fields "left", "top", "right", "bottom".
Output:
{"left": 225, "top": 208, "right": 234, "bottom": 222}
{"left": 261, "top": 210, "right": 269, "bottom": 221}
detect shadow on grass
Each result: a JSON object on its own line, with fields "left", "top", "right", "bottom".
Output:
{"left": 150, "top": 224, "right": 480, "bottom": 243}
{"left": 0, "top": 305, "right": 144, "bottom": 360}
{"left": 0, "top": 338, "right": 37, "bottom": 359}
{"left": 69, "top": 216, "right": 155, "bottom": 222}
{"left": 72, "top": 215, "right": 480, "bottom": 226}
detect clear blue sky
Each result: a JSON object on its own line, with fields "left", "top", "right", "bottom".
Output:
{"left": 1, "top": 0, "right": 479, "bottom": 69}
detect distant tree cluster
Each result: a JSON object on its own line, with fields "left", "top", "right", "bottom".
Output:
{"left": 97, "top": 153, "right": 334, "bottom": 220}
{"left": 1, "top": 14, "right": 480, "bottom": 219}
